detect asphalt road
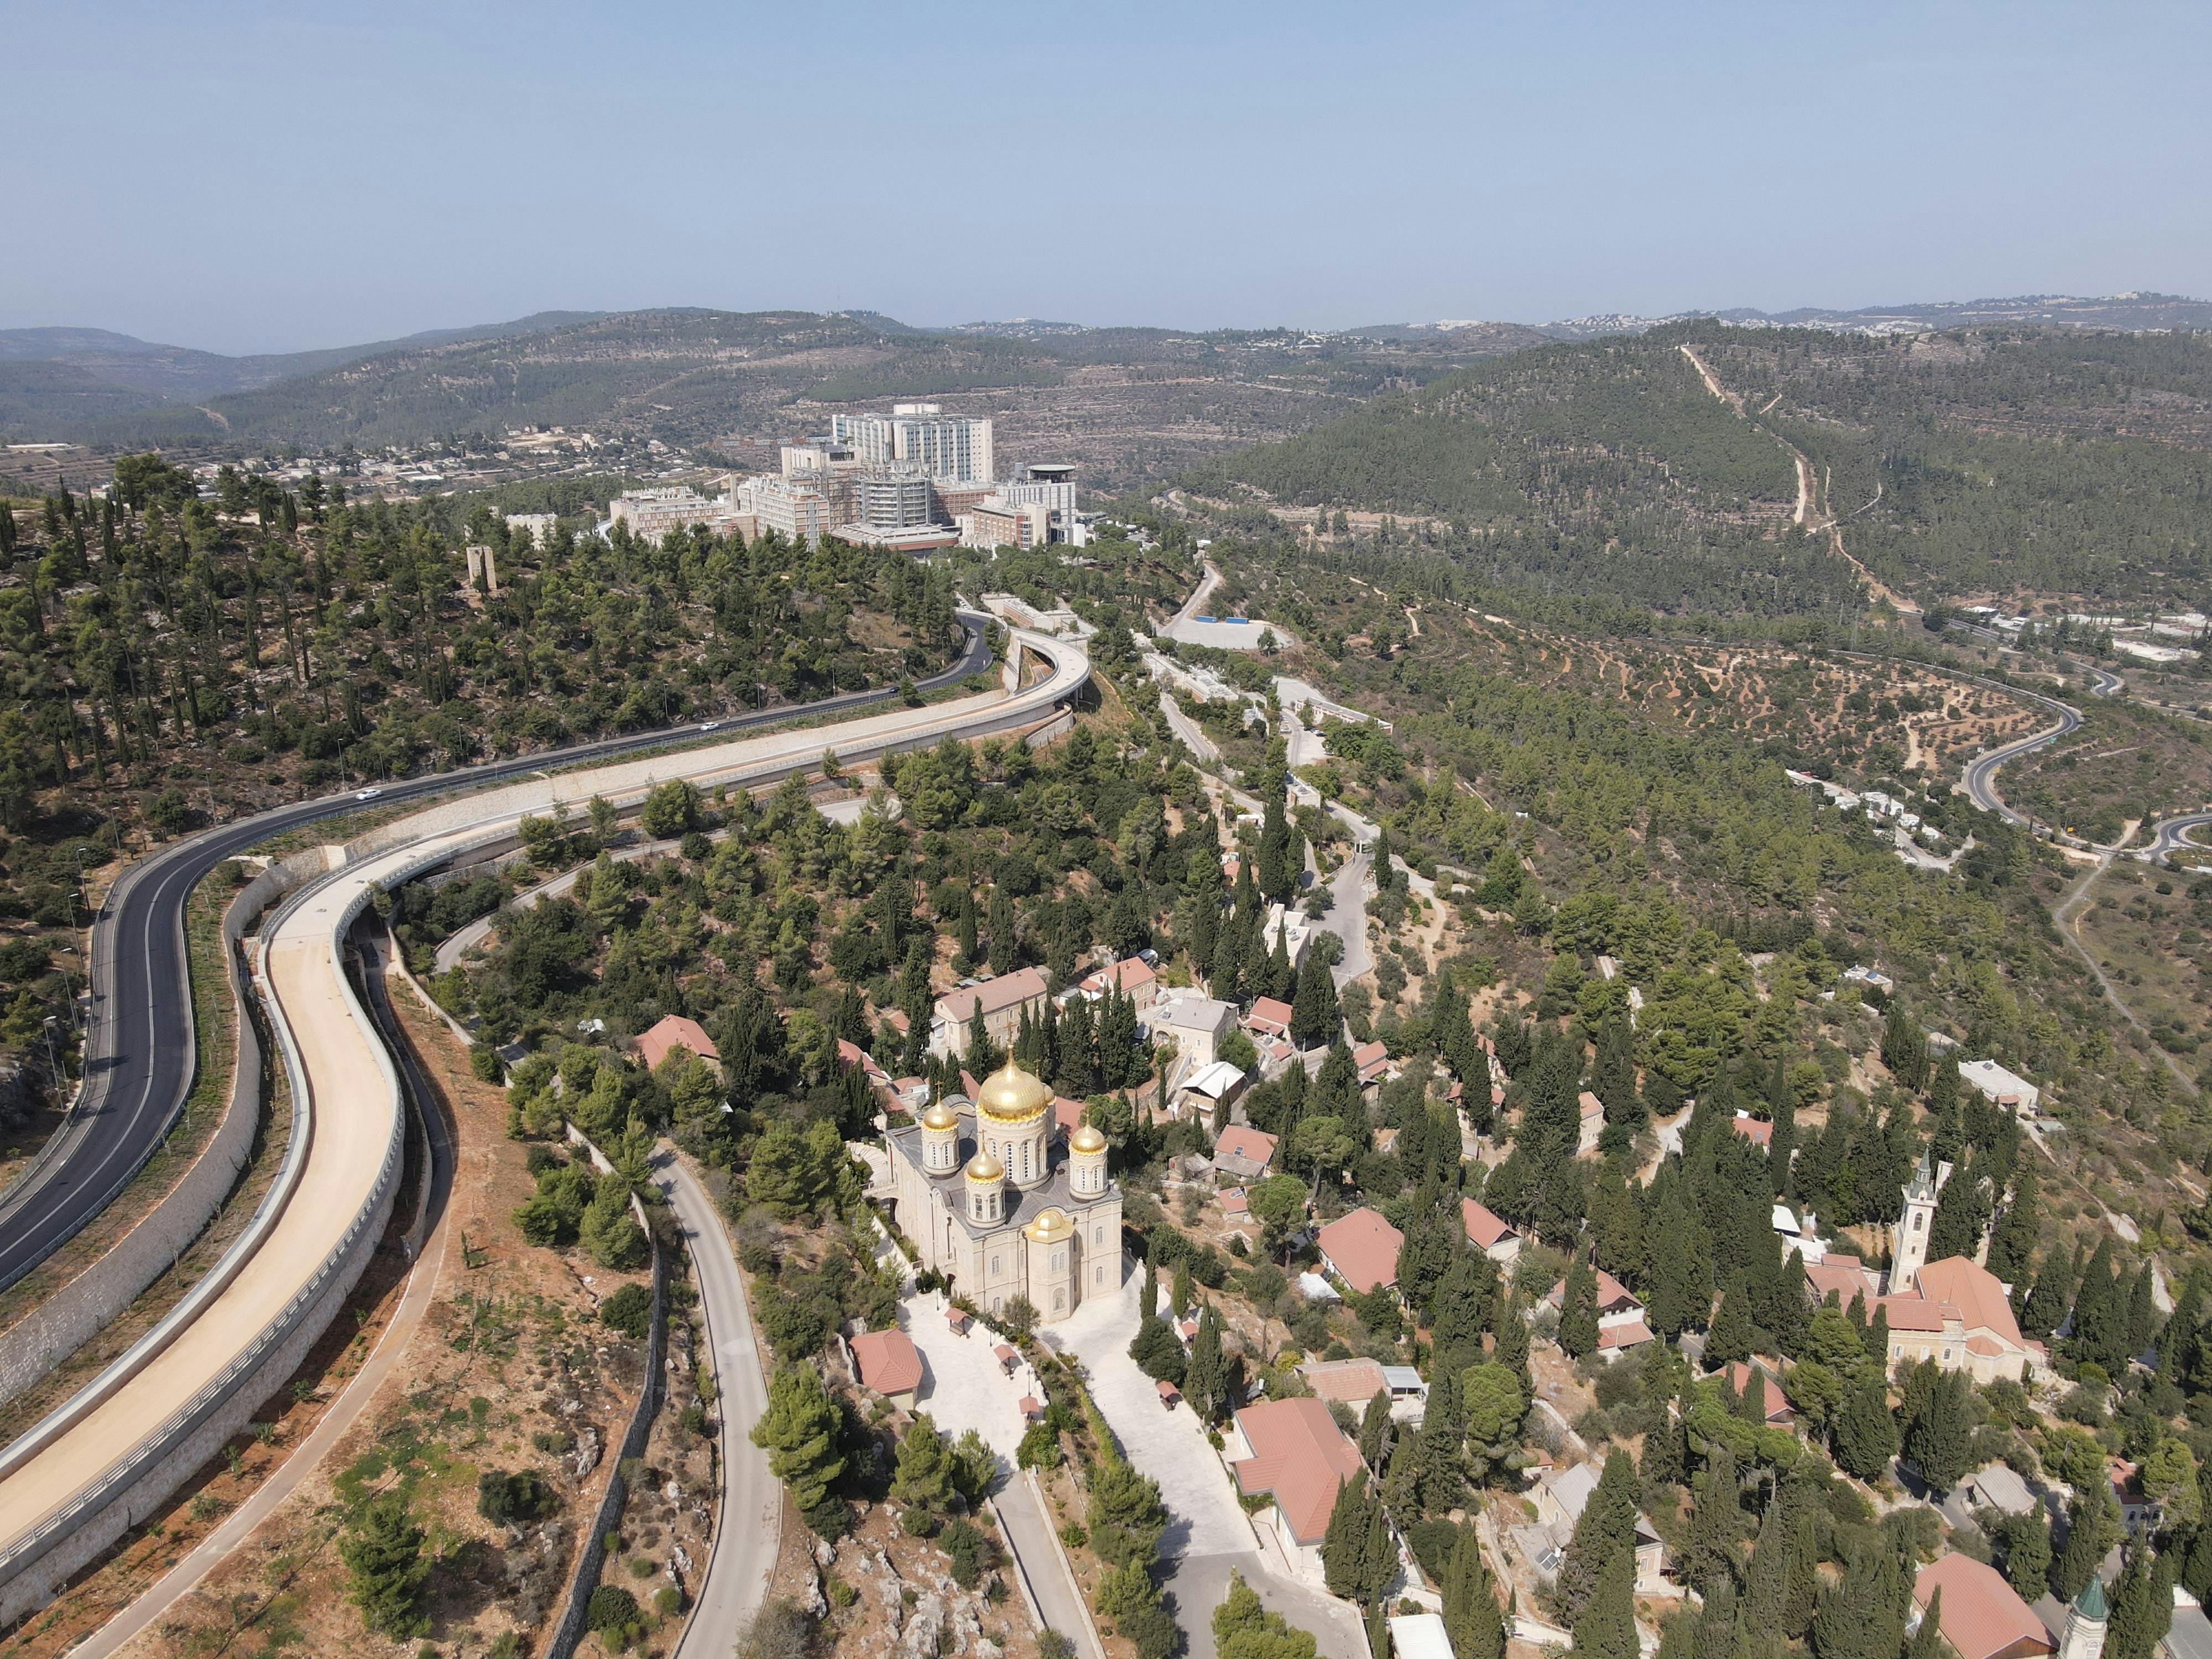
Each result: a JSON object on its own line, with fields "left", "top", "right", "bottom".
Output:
{"left": 659, "top": 1149, "right": 778, "bottom": 1659}
{"left": 0, "top": 617, "right": 989, "bottom": 1295}
{"left": 1958, "top": 684, "right": 2082, "bottom": 830}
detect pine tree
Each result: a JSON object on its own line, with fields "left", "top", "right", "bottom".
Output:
{"left": 1833, "top": 1370, "right": 1898, "bottom": 1481}
{"left": 893, "top": 1415, "right": 959, "bottom": 1511}
{"left": 340, "top": 1491, "right": 431, "bottom": 1639}
{"left": 1442, "top": 1525, "right": 1507, "bottom": 1659}
{"left": 750, "top": 1361, "right": 848, "bottom": 1515}
{"left": 1571, "top": 1548, "right": 1639, "bottom": 1659}
{"left": 1561, "top": 1255, "right": 1600, "bottom": 1359}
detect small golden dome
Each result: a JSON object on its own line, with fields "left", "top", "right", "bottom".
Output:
{"left": 975, "top": 1058, "right": 1053, "bottom": 1123}
{"left": 1070, "top": 1123, "right": 1108, "bottom": 1155}
{"left": 1023, "top": 1206, "right": 1074, "bottom": 1243}
{"left": 920, "top": 1102, "right": 959, "bottom": 1133}
{"left": 964, "top": 1151, "right": 1006, "bottom": 1184}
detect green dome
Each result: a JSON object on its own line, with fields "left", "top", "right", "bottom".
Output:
{"left": 2074, "top": 1576, "right": 2108, "bottom": 1620}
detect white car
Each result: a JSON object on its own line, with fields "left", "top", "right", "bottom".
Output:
{"left": 699, "top": 721, "right": 721, "bottom": 732}
{"left": 355, "top": 787, "right": 383, "bottom": 800}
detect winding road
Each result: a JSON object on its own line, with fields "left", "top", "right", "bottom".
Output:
{"left": 0, "top": 620, "right": 990, "bottom": 1297}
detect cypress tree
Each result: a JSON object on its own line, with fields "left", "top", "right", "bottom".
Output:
{"left": 1442, "top": 1524, "right": 1507, "bottom": 1659}
{"left": 1292, "top": 952, "right": 1340, "bottom": 1047}
{"left": 1986, "top": 1167, "right": 2041, "bottom": 1287}
{"left": 2106, "top": 1546, "right": 2176, "bottom": 1659}
{"left": 1358, "top": 1386, "right": 1393, "bottom": 1473}
{"left": 2125, "top": 1261, "right": 2158, "bottom": 1360}
{"left": 1416, "top": 1363, "right": 1469, "bottom": 1513}
{"left": 1570, "top": 1548, "right": 1639, "bottom": 1659}
{"left": 1186, "top": 1306, "right": 1229, "bottom": 1422}
{"left": 1705, "top": 1282, "right": 1754, "bottom": 1371}
{"left": 1905, "top": 1589, "right": 1945, "bottom": 1659}
{"left": 1898, "top": 1362, "right": 1971, "bottom": 1494}
{"left": 1679, "top": 1447, "right": 1741, "bottom": 1596}
{"left": 2051, "top": 1488, "right": 2122, "bottom": 1602}
{"left": 2002, "top": 1506, "right": 2053, "bottom": 1604}
{"left": 1833, "top": 1370, "right": 1899, "bottom": 1481}
{"left": 1561, "top": 1255, "right": 1600, "bottom": 1359}
{"left": 1559, "top": 1448, "right": 1642, "bottom": 1620}
{"left": 2070, "top": 1237, "right": 2122, "bottom": 1370}
{"left": 1491, "top": 1290, "right": 1531, "bottom": 1394}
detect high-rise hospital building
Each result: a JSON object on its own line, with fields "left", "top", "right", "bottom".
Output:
{"left": 829, "top": 404, "right": 994, "bottom": 484}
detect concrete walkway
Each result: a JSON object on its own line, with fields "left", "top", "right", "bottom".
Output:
{"left": 1051, "top": 1262, "right": 1364, "bottom": 1659}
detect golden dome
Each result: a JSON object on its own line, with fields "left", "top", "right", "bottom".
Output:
{"left": 920, "top": 1102, "right": 959, "bottom": 1132}
{"left": 975, "top": 1058, "right": 1053, "bottom": 1124}
{"left": 964, "top": 1151, "right": 1006, "bottom": 1184}
{"left": 1023, "top": 1206, "right": 1074, "bottom": 1244}
{"left": 1070, "top": 1123, "right": 1108, "bottom": 1155}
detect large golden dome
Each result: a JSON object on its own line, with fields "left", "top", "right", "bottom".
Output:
{"left": 975, "top": 1058, "right": 1053, "bottom": 1124}
{"left": 1070, "top": 1123, "right": 1108, "bottom": 1155}
{"left": 1023, "top": 1206, "right": 1074, "bottom": 1244}
{"left": 964, "top": 1151, "right": 1006, "bottom": 1184}
{"left": 920, "top": 1101, "right": 959, "bottom": 1132}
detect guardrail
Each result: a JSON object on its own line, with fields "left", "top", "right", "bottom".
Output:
{"left": 0, "top": 628, "right": 1088, "bottom": 1624}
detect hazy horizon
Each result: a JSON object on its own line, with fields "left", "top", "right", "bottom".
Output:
{"left": 9, "top": 2, "right": 2210, "bottom": 356}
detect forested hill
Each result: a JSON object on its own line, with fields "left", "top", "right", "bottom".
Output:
{"left": 1, "top": 309, "right": 1544, "bottom": 497}
{"left": 1198, "top": 322, "right": 2212, "bottom": 615}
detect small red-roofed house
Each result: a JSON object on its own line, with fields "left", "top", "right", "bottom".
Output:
{"left": 1245, "top": 997, "right": 1294, "bottom": 1042}
{"left": 1228, "top": 1397, "right": 1366, "bottom": 1579}
{"left": 1548, "top": 1267, "right": 1653, "bottom": 1358}
{"left": 1724, "top": 1362, "right": 1797, "bottom": 1427}
{"left": 1077, "top": 956, "right": 1159, "bottom": 1013}
{"left": 1912, "top": 1553, "right": 2053, "bottom": 1659}
{"left": 1317, "top": 1208, "right": 1405, "bottom": 1296}
{"left": 1461, "top": 1198, "right": 1521, "bottom": 1264}
{"left": 1212, "top": 1124, "right": 1279, "bottom": 1181}
{"left": 1354, "top": 1041, "right": 1394, "bottom": 1088}
{"left": 1731, "top": 1113, "right": 1773, "bottom": 1148}
{"left": 638, "top": 1015, "right": 719, "bottom": 1074}
{"left": 849, "top": 1329, "right": 925, "bottom": 1411}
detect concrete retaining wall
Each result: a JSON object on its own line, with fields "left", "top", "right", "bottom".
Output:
{"left": 0, "top": 849, "right": 330, "bottom": 1411}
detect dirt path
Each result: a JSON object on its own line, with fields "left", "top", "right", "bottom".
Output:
{"left": 2054, "top": 858, "right": 2199, "bottom": 1097}
{"left": 1678, "top": 343, "right": 1919, "bottom": 616}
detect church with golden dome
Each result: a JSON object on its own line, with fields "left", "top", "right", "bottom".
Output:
{"left": 884, "top": 1057, "right": 1124, "bottom": 1325}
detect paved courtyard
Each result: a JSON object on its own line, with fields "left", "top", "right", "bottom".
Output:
{"left": 898, "top": 1288, "right": 1037, "bottom": 1465}
{"left": 1051, "top": 1259, "right": 1364, "bottom": 1659}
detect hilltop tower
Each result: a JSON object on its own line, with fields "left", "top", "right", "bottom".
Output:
{"left": 1891, "top": 1150, "right": 1940, "bottom": 1293}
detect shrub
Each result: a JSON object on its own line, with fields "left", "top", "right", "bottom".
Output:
{"left": 599, "top": 1284, "right": 653, "bottom": 1339}
{"left": 585, "top": 1584, "right": 641, "bottom": 1639}
{"left": 476, "top": 1469, "right": 555, "bottom": 1526}
{"left": 941, "top": 1518, "right": 988, "bottom": 1589}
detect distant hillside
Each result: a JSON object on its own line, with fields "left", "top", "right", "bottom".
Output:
{"left": 1198, "top": 321, "right": 2212, "bottom": 615}
{"left": 12, "top": 308, "right": 1536, "bottom": 494}
{"left": 0, "top": 312, "right": 601, "bottom": 439}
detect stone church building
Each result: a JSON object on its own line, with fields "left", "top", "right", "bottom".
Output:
{"left": 884, "top": 1058, "right": 1123, "bottom": 1324}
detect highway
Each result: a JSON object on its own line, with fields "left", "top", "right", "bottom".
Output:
{"left": 0, "top": 617, "right": 989, "bottom": 1296}
{"left": 0, "top": 618, "right": 1082, "bottom": 1634}
{"left": 1958, "top": 677, "right": 2083, "bottom": 832}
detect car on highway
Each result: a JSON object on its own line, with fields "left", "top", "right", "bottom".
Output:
{"left": 700, "top": 721, "right": 721, "bottom": 731}
{"left": 355, "top": 787, "right": 383, "bottom": 800}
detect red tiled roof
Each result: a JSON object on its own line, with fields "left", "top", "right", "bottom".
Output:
{"left": 1317, "top": 1208, "right": 1404, "bottom": 1294}
{"left": 1578, "top": 1089, "right": 1604, "bottom": 1120}
{"left": 1298, "top": 1357, "right": 1389, "bottom": 1406}
{"left": 1548, "top": 1268, "right": 1640, "bottom": 1314}
{"left": 850, "top": 1330, "right": 924, "bottom": 1397}
{"left": 1877, "top": 1295, "right": 1958, "bottom": 1333}
{"left": 1232, "top": 1397, "right": 1365, "bottom": 1546}
{"left": 1724, "top": 1362, "right": 1795, "bottom": 1422}
{"left": 1353, "top": 1041, "right": 1390, "bottom": 1082}
{"left": 1219, "top": 1188, "right": 1250, "bottom": 1218}
{"left": 1914, "top": 1553, "right": 2053, "bottom": 1659}
{"left": 638, "top": 1015, "right": 718, "bottom": 1071}
{"left": 1213, "top": 1125, "right": 1279, "bottom": 1167}
{"left": 1246, "top": 997, "right": 1294, "bottom": 1036}
{"left": 1597, "top": 1319, "right": 1654, "bottom": 1350}
{"left": 1461, "top": 1198, "right": 1516, "bottom": 1250}
{"left": 1081, "top": 957, "right": 1157, "bottom": 996}
{"left": 1157, "top": 1378, "right": 1181, "bottom": 1401}
{"left": 1916, "top": 1258, "right": 2028, "bottom": 1350}
{"left": 1731, "top": 1114, "right": 1773, "bottom": 1147}
{"left": 1805, "top": 1259, "right": 1873, "bottom": 1303}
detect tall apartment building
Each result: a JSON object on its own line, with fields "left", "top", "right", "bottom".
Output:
{"left": 830, "top": 403, "right": 994, "bottom": 484}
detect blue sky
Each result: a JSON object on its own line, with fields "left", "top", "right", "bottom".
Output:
{"left": 9, "top": 1, "right": 2209, "bottom": 352}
